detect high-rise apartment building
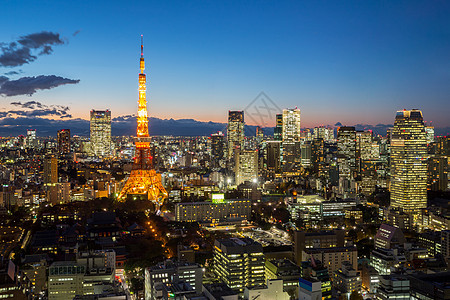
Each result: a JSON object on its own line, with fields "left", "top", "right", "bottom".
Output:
{"left": 57, "top": 129, "right": 71, "bottom": 155}
{"left": 235, "top": 149, "right": 258, "bottom": 185}
{"left": 390, "top": 109, "right": 427, "bottom": 216}
{"left": 227, "top": 111, "right": 244, "bottom": 161}
{"left": 90, "top": 110, "right": 112, "bottom": 157}
{"left": 213, "top": 238, "right": 265, "bottom": 292}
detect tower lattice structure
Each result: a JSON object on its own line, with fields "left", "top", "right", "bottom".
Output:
{"left": 118, "top": 36, "right": 168, "bottom": 206}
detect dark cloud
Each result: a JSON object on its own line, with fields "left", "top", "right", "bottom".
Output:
{"left": 0, "top": 46, "right": 36, "bottom": 67}
{"left": 0, "top": 76, "right": 8, "bottom": 85}
{"left": 11, "top": 100, "right": 44, "bottom": 109}
{"left": 0, "top": 31, "right": 65, "bottom": 67}
{"left": 7, "top": 109, "right": 72, "bottom": 118}
{"left": 1, "top": 100, "right": 71, "bottom": 119}
{"left": 0, "top": 75, "right": 80, "bottom": 96}
{"left": 17, "top": 31, "right": 64, "bottom": 49}
{"left": 4, "top": 70, "right": 20, "bottom": 76}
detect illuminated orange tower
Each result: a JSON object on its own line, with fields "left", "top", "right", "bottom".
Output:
{"left": 118, "top": 36, "right": 168, "bottom": 207}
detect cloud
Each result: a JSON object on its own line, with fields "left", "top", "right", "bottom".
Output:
{"left": 112, "top": 114, "right": 136, "bottom": 122}
{"left": 7, "top": 109, "right": 71, "bottom": 118}
{"left": 0, "top": 76, "right": 8, "bottom": 85}
{"left": 11, "top": 100, "right": 44, "bottom": 109}
{"left": 1, "top": 100, "right": 71, "bottom": 119}
{"left": 0, "top": 75, "right": 80, "bottom": 96}
{"left": 0, "top": 31, "right": 65, "bottom": 67}
{"left": 3, "top": 70, "right": 21, "bottom": 76}
{"left": 0, "top": 46, "right": 36, "bottom": 67}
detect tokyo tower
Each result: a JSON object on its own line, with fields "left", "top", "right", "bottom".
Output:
{"left": 118, "top": 36, "right": 168, "bottom": 208}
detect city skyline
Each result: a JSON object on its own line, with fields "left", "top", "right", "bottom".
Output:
{"left": 1, "top": 1, "right": 450, "bottom": 132}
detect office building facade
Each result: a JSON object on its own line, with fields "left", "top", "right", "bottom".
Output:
{"left": 90, "top": 110, "right": 112, "bottom": 157}
{"left": 390, "top": 109, "right": 427, "bottom": 217}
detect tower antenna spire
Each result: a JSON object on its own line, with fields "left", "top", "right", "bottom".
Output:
{"left": 140, "top": 34, "right": 144, "bottom": 58}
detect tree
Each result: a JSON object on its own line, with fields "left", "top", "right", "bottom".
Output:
{"left": 349, "top": 290, "right": 363, "bottom": 300}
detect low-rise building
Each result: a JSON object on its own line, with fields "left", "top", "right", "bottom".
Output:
{"left": 243, "top": 279, "right": 289, "bottom": 300}
{"left": 144, "top": 259, "right": 203, "bottom": 300}
{"left": 213, "top": 238, "right": 265, "bottom": 292}
{"left": 175, "top": 199, "right": 251, "bottom": 224}
{"left": 265, "top": 259, "right": 301, "bottom": 297}
{"left": 375, "top": 274, "right": 410, "bottom": 300}
{"left": 333, "top": 262, "right": 362, "bottom": 298}
{"left": 374, "top": 224, "right": 405, "bottom": 250}
{"left": 370, "top": 248, "right": 406, "bottom": 275}
{"left": 409, "top": 271, "right": 450, "bottom": 300}
{"left": 302, "top": 247, "right": 357, "bottom": 276}
{"left": 298, "top": 277, "right": 322, "bottom": 300}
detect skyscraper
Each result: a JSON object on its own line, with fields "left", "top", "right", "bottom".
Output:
{"left": 235, "top": 149, "right": 258, "bottom": 185}
{"left": 274, "top": 113, "right": 283, "bottom": 141}
{"left": 282, "top": 108, "right": 301, "bottom": 176}
{"left": 210, "top": 131, "right": 224, "bottom": 168}
{"left": 337, "top": 127, "right": 356, "bottom": 175}
{"left": 264, "top": 141, "right": 281, "bottom": 179}
{"left": 337, "top": 126, "right": 356, "bottom": 195}
{"left": 26, "top": 129, "right": 37, "bottom": 148}
{"left": 425, "top": 126, "right": 435, "bottom": 144}
{"left": 227, "top": 111, "right": 244, "bottom": 161}
{"left": 390, "top": 109, "right": 427, "bottom": 217}
{"left": 313, "top": 126, "right": 334, "bottom": 141}
{"left": 90, "top": 110, "right": 111, "bottom": 157}
{"left": 44, "top": 156, "right": 58, "bottom": 204}
{"left": 43, "top": 157, "right": 58, "bottom": 184}
{"left": 282, "top": 108, "right": 301, "bottom": 142}
{"left": 57, "top": 129, "right": 71, "bottom": 155}
{"left": 356, "top": 130, "right": 373, "bottom": 174}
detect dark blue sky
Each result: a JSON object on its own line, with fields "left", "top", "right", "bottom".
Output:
{"left": 1, "top": 0, "right": 449, "bottom": 128}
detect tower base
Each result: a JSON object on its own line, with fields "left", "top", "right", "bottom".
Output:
{"left": 118, "top": 169, "right": 168, "bottom": 208}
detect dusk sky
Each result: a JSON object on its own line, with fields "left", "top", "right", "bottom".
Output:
{"left": 1, "top": 0, "right": 450, "bottom": 129}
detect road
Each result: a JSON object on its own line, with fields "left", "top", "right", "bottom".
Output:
{"left": 116, "top": 269, "right": 133, "bottom": 300}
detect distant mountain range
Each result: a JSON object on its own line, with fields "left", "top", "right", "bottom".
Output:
{"left": 0, "top": 116, "right": 273, "bottom": 137}
{"left": 0, "top": 116, "right": 448, "bottom": 137}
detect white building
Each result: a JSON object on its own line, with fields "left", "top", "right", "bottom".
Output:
{"left": 244, "top": 279, "right": 289, "bottom": 300}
